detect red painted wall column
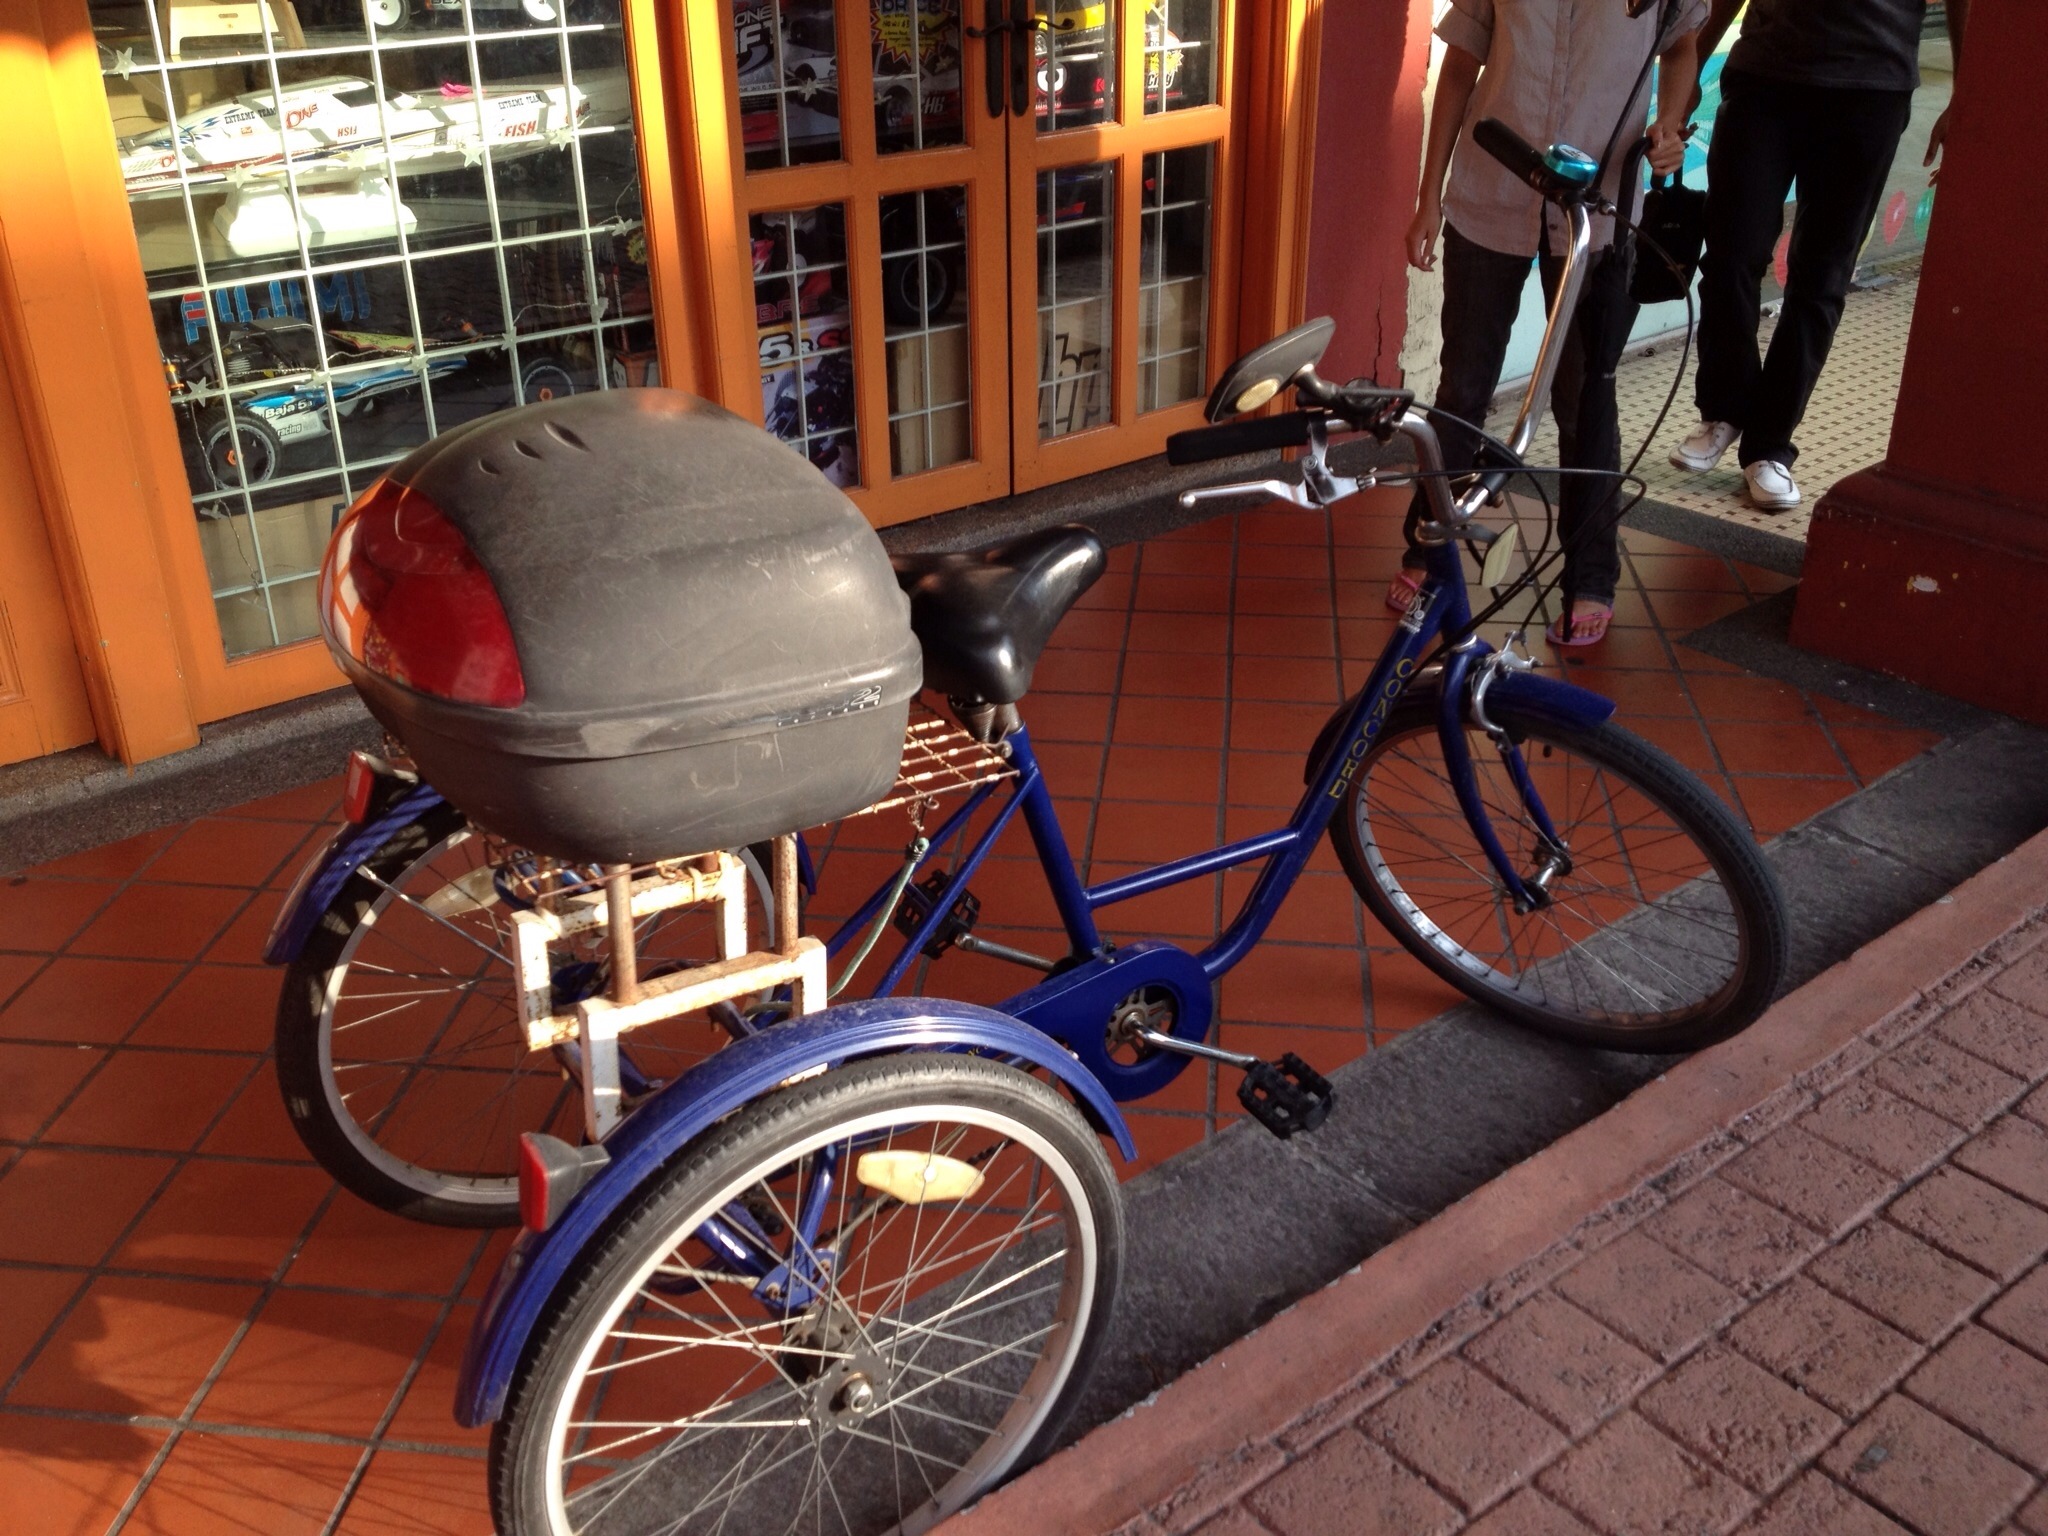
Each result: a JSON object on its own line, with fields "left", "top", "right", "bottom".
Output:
{"left": 1300, "top": 0, "right": 1434, "bottom": 387}
{"left": 1790, "top": 0, "right": 2048, "bottom": 723}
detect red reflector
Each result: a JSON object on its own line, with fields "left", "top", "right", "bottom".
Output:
{"left": 320, "top": 477, "right": 526, "bottom": 708}
{"left": 341, "top": 751, "right": 378, "bottom": 824}
{"left": 518, "top": 1134, "right": 550, "bottom": 1232}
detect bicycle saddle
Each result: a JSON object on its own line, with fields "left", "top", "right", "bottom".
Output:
{"left": 891, "top": 524, "right": 1106, "bottom": 703}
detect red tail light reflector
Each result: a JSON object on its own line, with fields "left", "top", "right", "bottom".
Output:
{"left": 342, "top": 751, "right": 378, "bottom": 824}
{"left": 321, "top": 477, "right": 526, "bottom": 708}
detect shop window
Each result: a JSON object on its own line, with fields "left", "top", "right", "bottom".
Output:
{"left": 1144, "top": 0, "right": 1216, "bottom": 114}
{"left": 95, "top": 0, "right": 659, "bottom": 659}
{"left": 733, "top": 0, "right": 843, "bottom": 172}
{"left": 1138, "top": 144, "right": 1211, "bottom": 412}
{"left": 1036, "top": 162, "right": 1113, "bottom": 439}
{"left": 752, "top": 204, "right": 858, "bottom": 487}
{"left": 880, "top": 187, "right": 970, "bottom": 476}
{"left": 872, "top": 0, "right": 964, "bottom": 154}
{"left": 1035, "top": 0, "right": 1114, "bottom": 131}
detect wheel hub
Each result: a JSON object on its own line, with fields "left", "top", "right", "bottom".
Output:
{"left": 813, "top": 1350, "right": 890, "bottom": 1431}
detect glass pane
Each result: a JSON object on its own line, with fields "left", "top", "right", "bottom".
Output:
{"left": 734, "top": 0, "right": 843, "bottom": 171}
{"left": 881, "top": 188, "right": 971, "bottom": 476}
{"left": 754, "top": 205, "right": 859, "bottom": 487}
{"left": 1037, "top": 163, "right": 1113, "bottom": 439}
{"left": 873, "top": 0, "right": 965, "bottom": 153}
{"left": 93, "top": 0, "right": 656, "bottom": 658}
{"left": 1138, "top": 145, "right": 1212, "bottom": 412}
{"left": 1035, "top": 0, "right": 1114, "bottom": 130}
{"left": 1143, "top": 0, "right": 1216, "bottom": 113}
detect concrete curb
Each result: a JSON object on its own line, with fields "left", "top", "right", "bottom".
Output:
{"left": 941, "top": 827, "right": 2048, "bottom": 1536}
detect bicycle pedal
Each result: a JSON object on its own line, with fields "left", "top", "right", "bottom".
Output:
{"left": 1236, "top": 1053, "right": 1334, "bottom": 1139}
{"left": 892, "top": 871, "right": 981, "bottom": 958}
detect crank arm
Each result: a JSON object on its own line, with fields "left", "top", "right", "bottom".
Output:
{"left": 1134, "top": 1026, "right": 1257, "bottom": 1068}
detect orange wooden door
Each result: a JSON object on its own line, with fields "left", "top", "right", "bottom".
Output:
{"left": 718, "top": 0, "right": 1015, "bottom": 526}
{"left": 0, "top": 345, "right": 95, "bottom": 767}
{"left": 1006, "top": 0, "right": 1238, "bottom": 491}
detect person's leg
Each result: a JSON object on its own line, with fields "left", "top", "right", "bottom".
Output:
{"left": 1538, "top": 241, "right": 1636, "bottom": 611}
{"left": 1741, "top": 86, "right": 1914, "bottom": 468}
{"left": 1694, "top": 71, "right": 1800, "bottom": 432}
{"left": 1402, "top": 226, "right": 1535, "bottom": 573}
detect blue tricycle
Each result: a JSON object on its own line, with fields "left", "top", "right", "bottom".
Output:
{"left": 265, "top": 123, "right": 1785, "bottom": 1535}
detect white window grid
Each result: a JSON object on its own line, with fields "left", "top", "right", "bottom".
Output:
{"left": 871, "top": 0, "right": 963, "bottom": 154}
{"left": 754, "top": 205, "right": 859, "bottom": 484}
{"left": 105, "top": 0, "right": 641, "bottom": 655}
{"left": 881, "top": 187, "right": 971, "bottom": 478}
{"left": 1036, "top": 164, "right": 1114, "bottom": 440}
{"left": 736, "top": 0, "right": 843, "bottom": 172}
{"left": 1143, "top": 0, "right": 1216, "bottom": 115}
{"left": 1034, "top": 0, "right": 1115, "bottom": 131}
{"left": 1137, "top": 145, "right": 1211, "bottom": 414}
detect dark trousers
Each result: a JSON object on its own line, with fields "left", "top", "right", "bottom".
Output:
{"left": 1404, "top": 223, "right": 1635, "bottom": 607}
{"left": 1696, "top": 68, "right": 1913, "bottom": 467}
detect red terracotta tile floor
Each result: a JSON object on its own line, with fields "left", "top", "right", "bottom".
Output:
{"left": 0, "top": 494, "right": 1942, "bottom": 1533}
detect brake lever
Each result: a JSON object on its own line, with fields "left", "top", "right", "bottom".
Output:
{"left": 1178, "top": 478, "right": 1317, "bottom": 510}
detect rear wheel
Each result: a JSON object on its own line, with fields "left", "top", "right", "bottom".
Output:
{"left": 491, "top": 1053, "right": 1122, "bottom": 1536}
{"left": 274, "top": 805, "right": 775, "bottom": 1225}
{"left": 1331, "top": 699, "right": 1787, "bottom": 1052}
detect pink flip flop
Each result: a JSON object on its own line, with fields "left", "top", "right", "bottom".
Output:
{"left": 1545, "top": 600, "right": 1614, "bottom": 648}
{"left": 1385, "top": 568, "right": 1425, "bottom": 615}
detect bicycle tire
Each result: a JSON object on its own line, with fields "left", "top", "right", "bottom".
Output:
{"left": 1329, "top": 698, "right": 1787, "bottom": 1052}
{"left": 490, "top": 1052, "right": 1123, "bottom": 1536}
{"left": 275, "top": 805, "right": 775, "bottom": 1226}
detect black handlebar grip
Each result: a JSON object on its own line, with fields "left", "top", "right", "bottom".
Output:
{"left": 1165, "top": 412, "right": 1314, "bottom": 466}
{"left": 1472, "top": 117, "right": 1553, "bottom": 194}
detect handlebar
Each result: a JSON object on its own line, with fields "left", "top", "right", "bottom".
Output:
{"left": 1165, "top": 411, "right": 1314, "bottom": 465}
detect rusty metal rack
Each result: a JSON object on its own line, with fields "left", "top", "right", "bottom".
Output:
{"left": 850, "top": 708, "right": 1018, "bottom": 818}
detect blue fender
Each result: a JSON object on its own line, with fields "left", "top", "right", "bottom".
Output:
{"left": 453, "top": 996, "right": 1135, "bottom": 1428}
{"left": 1304, "top": 665, "right": 1616, "bottom": 783}
{"left": 1486, "top": 667, "right": 1617, "bottom": 734}
{"left": 261, "top": 785, "right": 446, "bottom": 966}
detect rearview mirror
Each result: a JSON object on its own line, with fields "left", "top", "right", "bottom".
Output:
{"left": 1203, "top": 317, "right": 1336, "bottom": 421}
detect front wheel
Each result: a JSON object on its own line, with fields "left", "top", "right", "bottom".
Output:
{"left": 491, "top": 1053, "right": 1123, "bottom": 1536}
{"left": 1331, "top": 700, "right": 1787, "bottom": 1052}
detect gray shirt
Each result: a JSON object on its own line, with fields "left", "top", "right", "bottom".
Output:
{"left": 1439, "top": 0, "right": 1707, "bottom": 258}
{"left": 1726, "top": 0, "right": 1927, "bottom": 92}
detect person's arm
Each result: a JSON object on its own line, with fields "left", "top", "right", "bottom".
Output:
{"left": 1406, "top": 45, "right": 1483, "bottom": 271}
{"left": 1647, "top": 30, "right": 1700, "bottom": 175}
{"left": 1925, "top": 0, "right": 1968, "bottom": 175}
{"left": 1686, "top": 0, "right": 1743, "bottom": 114}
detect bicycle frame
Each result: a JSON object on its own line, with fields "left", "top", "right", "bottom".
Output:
{"left": 818, "top": 522, "right": 1574, "bottom": 1016}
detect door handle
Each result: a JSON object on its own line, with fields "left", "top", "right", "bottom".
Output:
{"left": 967, "top": 0, "right": 1008, "bottom": 119}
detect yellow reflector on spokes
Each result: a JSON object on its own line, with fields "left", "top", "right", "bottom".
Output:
{"left": 856, "top": 1150, "right": 985, "bottom": 1205}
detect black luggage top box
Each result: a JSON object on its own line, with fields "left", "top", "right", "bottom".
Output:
{"left": 319, "top": 390, "right": 922, "bottom": 865}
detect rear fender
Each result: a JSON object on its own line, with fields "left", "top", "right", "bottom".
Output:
{"left": 454, "top": 997, "right": 1133, "bottom": 1428}
{"left": 261, "top": 784, "right": 446, "bottom": 966}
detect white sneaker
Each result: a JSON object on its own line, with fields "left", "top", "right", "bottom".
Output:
{"left": 1669, "top": 420, "right": 1739, "bottom": 472}
{"left": 1743, "top": 459, "right": 1801, "bottom": 510}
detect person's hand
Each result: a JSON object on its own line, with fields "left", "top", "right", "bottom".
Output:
{"left": 1924, "top": 105, "right": 1951, "bottom": 183}
{"left": 1647, "top": 121, "right": 1687, "bottom": 177}
{"left": 1406, "top": 197, "right": 1443, "bottom": 271}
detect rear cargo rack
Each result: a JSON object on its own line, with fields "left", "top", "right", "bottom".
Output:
{"left": 849, "top": 707, "right": 1018, "bottom": 818}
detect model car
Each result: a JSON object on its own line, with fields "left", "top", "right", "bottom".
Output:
{"left": 120, "top": 75, "right": 590, "bottom": 197}
{"left": 170, "top": 319, "right": 580, "bottom": 491}
{"left": 296, "top": 0, "right": 562, "bottom": 35}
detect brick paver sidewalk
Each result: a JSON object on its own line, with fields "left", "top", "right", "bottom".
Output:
{"left": 948, "top": 833, "right": 2048, "bottom": 1536}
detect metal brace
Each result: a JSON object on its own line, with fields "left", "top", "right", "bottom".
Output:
{"left": 1468, "top": 637, "right": 1538, "bottom": 741}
